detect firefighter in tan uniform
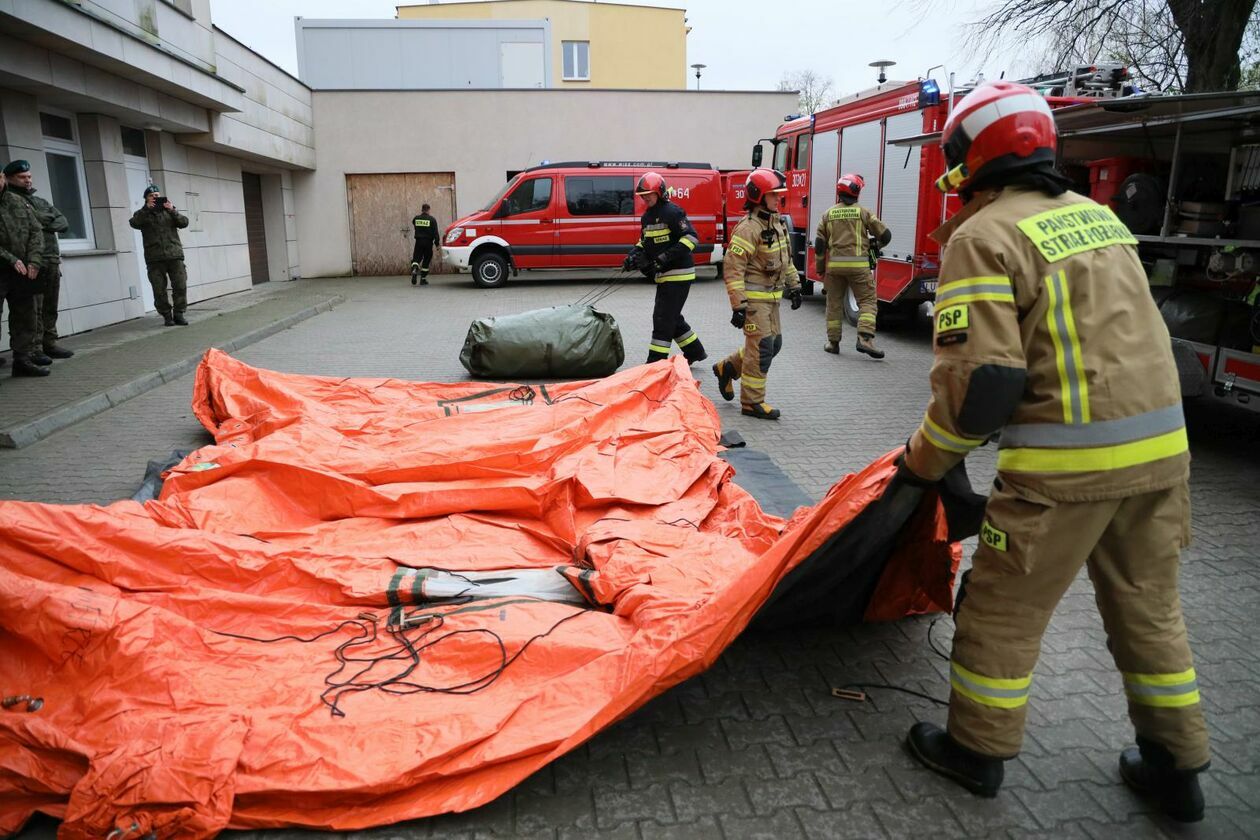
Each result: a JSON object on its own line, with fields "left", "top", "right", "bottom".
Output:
{"left": 815, "top": 173, "right": 891, "bottom": 358}
{"left": 898, "top": 82, "right": 1210, "bottom": 823}
{"left": 712, "top": 169, "right": 802, "bottom": 420}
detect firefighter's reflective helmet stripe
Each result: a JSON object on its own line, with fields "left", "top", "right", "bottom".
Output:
{"left": 959, "top": 92, "right": 1053, "bottom": 143}
{"left": 1123, "top": 668, "right": 1201, "bottom": 708}
{"left": 745, "top": 289, "right": 783, "bottom": 300}
{"left": 950, "top": 661, "right": 1032, "bottom": 709}
{"left": 657, "top": 268, "right": 696, "bottom": 283}
{"left": 997, "top": 427, "right": 1189, "bottom": 473}
{"left": 999, "top": 404, "right": 1186, "bottom": 449}
{"left": 920, "top": 413, "right": 985, "bottom": 454}
{"left": 935, "top": 276, "right": 1014, "bottom": 305}
{"left": 1044, "top": 270, "right": 1090, "bottom": 424}
{"left": 677, "top": 331, "right": 700, "bottom": 348}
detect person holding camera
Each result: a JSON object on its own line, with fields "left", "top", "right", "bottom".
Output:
{"left": 129, "top": 184, "right": 190, "bottom": 326}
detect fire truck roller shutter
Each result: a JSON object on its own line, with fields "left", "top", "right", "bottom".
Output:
{"left": 879, "top": 111, "right": 924, "bottom": 262}
{"left": 838, "top": 121, "right": 884, "bottom": 223}
{"left": 808, "top": 129, "right": 841, "bottom": 276}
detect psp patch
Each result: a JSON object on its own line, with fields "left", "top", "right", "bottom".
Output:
{"left": 936, "top": 303, "right": 969, "bottom": 333}
{"left": 1016, "top": 203, "right": 1137, "bottom": 263}
{"left": 980, "top": 521, "right": 1009, "bottom": 552}
{"left": 729, "top": 243, "right": 747, "bottom": 257}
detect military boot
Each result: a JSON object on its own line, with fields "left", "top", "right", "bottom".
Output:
{"left": 28, "top": 350, "right": 54, "bottom": 366}
{"left": 11, "top": 356, "right": 50, "bottom": 377}
{"left": 856, "top": 334, "right": 885, "bottom": 359}
{"left": 173, "top": 314, "right": 189, "bottom": 326}
{"left": 905, "top": 722, "right": 1004, "bottom": 798}
{"left": 43, "top": 344, "right": 74, "bottom": 359}
{"left": 741, "top": 402, "right": 781, "bottom": 420}
{"left": 713, "top": 360, "right": 737, "bottom": 402}
{"left": 824, "top": 341, "right": 840, "bottom": 354}
{"left": 1119, "top": 737, "right": 1206, "bottom": 823}
{"left": 163, "top": 313, "right": 175, "bottom": 327}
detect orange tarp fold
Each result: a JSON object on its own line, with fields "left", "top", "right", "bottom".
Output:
{"left": 0, "top": 350, "right": 957, "bottom": 837}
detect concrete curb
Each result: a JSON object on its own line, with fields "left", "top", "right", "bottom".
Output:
{"left": 0, "top": 295, "right": 344, "bottom": 449}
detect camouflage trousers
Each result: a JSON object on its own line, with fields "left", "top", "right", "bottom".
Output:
{"left": 1, "top": 264, "right": 39, "bottom": 357}
{"left": 147, "top": 258, "right": 188, "bottom": 317}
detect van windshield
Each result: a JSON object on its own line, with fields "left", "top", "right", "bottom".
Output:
{"left": 481, "top": 175, "right": 521, "bottom": 213}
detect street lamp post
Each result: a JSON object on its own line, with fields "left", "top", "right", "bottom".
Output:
{"left": 691, "top": 63, "right": 706, "bottom": 90}
{"left": 869, "top": 59, "right": 897, "bottom": 84}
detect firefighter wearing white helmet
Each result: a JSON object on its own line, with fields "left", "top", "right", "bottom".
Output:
{"left": 898, "top": 81, "right": 1209, "bottom": 822}
{"left": 814, "top": 173, "right": 891, "bottom": 357}
{"left": 712, "top": 168, "right": 802, "bottom": 420}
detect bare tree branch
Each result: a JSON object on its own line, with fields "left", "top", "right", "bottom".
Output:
{"left": 777, "top": 69, "right": 835, "bottom": 115}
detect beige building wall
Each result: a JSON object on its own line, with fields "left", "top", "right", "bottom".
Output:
{"left": 396, "top": 0, "right": 686, "bottom": 89}
{"left": 295, "top": 88, "right": 797, "bottom": 277}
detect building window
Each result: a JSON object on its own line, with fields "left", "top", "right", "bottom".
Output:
{"left": 40, "top": 109, "right": 94, "bottom": 250}
{"left": 562, "top": 41, "right": 590, "bottom": 81}
{"left": 565, "top": 176, "right": 633, "bottom": 215}
{"left": 161, "top": 0, "right": 194, "bottom": 16}
{"left": 121, "top": 126, "right": 148, "bottom": 158}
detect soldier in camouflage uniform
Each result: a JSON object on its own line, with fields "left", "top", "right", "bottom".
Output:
{"left": 5, "top": 160, "right": 72, "bottom": 362}
{"left": 0, "top": 169, "right": 46, "bottom": 378}
{"left": 129, "top": 184, "right": 190, "bottom": 326}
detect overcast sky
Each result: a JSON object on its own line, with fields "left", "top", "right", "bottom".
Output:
{"left": 212, "top": 0, "right": 1036, "bottom": 97}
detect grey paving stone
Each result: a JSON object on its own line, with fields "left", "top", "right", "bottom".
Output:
{"left": 638, "top": 817, "right": 722, "bottom": 840}
{"left": 669, "top": 778, "right": 752, "bottom": 823}
{"left": 595, "top": 784, "right": 674, "bottom": 829}
{"left": 717, "top": 808, "right": 806, "bottom": 840}
{"left": 795, "top": 804, "right": 888, "bottom": 840}
{"left": 743, "top": 773, "right": 828, "bottom": 816}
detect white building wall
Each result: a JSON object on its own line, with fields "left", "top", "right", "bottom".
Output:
{"left": 296, "top": 88, "right": 798, "bottom": 278}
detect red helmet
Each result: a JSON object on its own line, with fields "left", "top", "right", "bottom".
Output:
{"left": 836, "top": 173, "right": 865, "bottom": 200}
{"left": 937, "top": 81, "right": 1056, "bottom": 193}
{"left": 745, "top": 168, "right": 787, "bottom": 205}
{"left": 635, "top": 171, "right": 667, "bottom": 198}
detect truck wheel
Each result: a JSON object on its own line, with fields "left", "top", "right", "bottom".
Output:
{"left": 472, "top": 252, "right": 508, "bottom": 288}
{"left": 843, "top": 287, "right": 859, "bottom": 327}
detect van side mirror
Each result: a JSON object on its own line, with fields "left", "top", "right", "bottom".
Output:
{"left": 751, "top": 145, "right": 763, "bottom": 167}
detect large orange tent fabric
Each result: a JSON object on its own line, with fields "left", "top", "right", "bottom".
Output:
{"left": 0, "top": 350, "right": 956, "bottom": 838}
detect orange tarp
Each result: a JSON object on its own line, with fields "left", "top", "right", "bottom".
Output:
{"left": 0, "top": 350, "right": 956, "bottom": 837}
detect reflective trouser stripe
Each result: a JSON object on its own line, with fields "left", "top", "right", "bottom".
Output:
{"left": 1045, "top": 270, "right": 1090, "bottom": 424}
{"left": 935, "top": 275, "right": 1013, "bottom": 305}
{"left": 999, "top": 404, "right": 1186, "bottom": 449}
{"left": 827, "top": 257, "right": 867, "bottom": 267}
{"left": 742, "top": 375, "right": 766, "bottom": 387}
{"left": 826, "top": 320, "right": 842, "bottom": 326}
{"left": 920, "top": 414, "right": 985, "bottom": 454}
{"left": 997, "top": 427, "right": 1189, "bottom": 473}
{"left": 649, "top": 341, "right": 671, "bottom": 353}
{"left": 950, "top": 661, "right": 1032, "bottom": 709}
{"left": 745, "top": 290, "right": 782, "bottom": 300}
{"left": 857, "top": 313, "right": 877, "bottom": 326}
{"left": 1123, "top": 669, "right": 1201, "bottom": 708}
{"left": 677, "top": 331, "right": 699, "bottom": 347}
{"left": 657, "top": 271, "right": 695, "bottom": 283}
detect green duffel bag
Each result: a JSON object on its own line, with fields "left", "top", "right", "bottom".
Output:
{"left": 459, "top": 304, "right": 625, "bottom": 379}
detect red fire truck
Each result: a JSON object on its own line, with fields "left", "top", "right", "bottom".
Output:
{"left": 754, "top": 67, "right": 1132, "bottom": 325}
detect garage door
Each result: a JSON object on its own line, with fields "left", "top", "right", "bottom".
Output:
{"left": 346, "top": 172, "right": 457, "bottom": 276}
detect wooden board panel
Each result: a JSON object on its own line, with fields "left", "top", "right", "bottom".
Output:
{"left": 242, "top": 172, "right": 270, "bottom": 285}
{"left": 346, "top": 172, "right": 457, "bottom": 276}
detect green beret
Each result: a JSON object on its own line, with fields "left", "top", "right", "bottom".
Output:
{"left": 3, "top": 160, "right": 30, "bottom": 177}
{"left": 143, "top": 184, "right": 161, "bottom": 197}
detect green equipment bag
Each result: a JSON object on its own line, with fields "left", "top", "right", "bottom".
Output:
{"left": 459, "top": 304, "right": 625, "bottom": 379}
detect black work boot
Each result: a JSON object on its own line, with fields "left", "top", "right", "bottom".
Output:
{"left": 712, "top": 360, "right": 736, "bottom": 402}
{"left": 905, "top": 722, "right": 1005, "bottom": 798}
{"left": 11, "top": 356, "right": 50, "bottom": 377}
{"left": 420, "top": 271, "right": 429, "bottom": 286}
{"left": 163, "top": 313, "right": 175, "bottom": 327}
{"left": 741, "top": 402, "right": 781, "bottom": 420}
{"left": 856, "top": 334, "right": 885, "bottom": 359}
{"left": 410, "top": 262, "right": 420, "bottom": 286}
{"left": 173, "top": 313, "right": 189, "bottom": 326}
{"left": 824, "top": 340, "right": 840, "bottom": 354}
{"left": 1119, "top": 737, "right": 1206, "bottom": 823}
{"left": 28, "top": 351, "right": 54, "bottom": 366}
{"left": 43, "top": 344, "right": 74, "bottom": 359}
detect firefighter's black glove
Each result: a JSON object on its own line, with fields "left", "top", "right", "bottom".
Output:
{"left": 653, "top": 256, "right": 670, "bottom": 274}
{"left": 730, "top": 307, "right": 747, "bottom": 329}
{"left": 622, "top": 252, "right": 638, "bottom": 272}
{"left": 787, "top": 288, "right": 803, "bottom": 310}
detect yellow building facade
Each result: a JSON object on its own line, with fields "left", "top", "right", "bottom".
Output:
{"left": 396, "top": 0, "right": 687, "bottom": 89}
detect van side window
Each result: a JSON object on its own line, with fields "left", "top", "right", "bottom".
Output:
{"left": 773, "top": 140, "right": 790, "bottom": 172}
{"left": 503, "top": 177, "right": 552, "bottom": 216}
{"left": 566, "top": 175, "right": 635, "bottom": 216}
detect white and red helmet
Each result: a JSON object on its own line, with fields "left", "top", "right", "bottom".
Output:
{"left": 937, "top": 81, "right": 1056, "bottom": 193}
{"left": 836, "top": 173, "right": 865, "bottom": 200}
{"left": 745, "top": 168, "right": 787, "bottom": 205}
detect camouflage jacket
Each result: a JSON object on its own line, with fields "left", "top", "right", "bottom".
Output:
{"left": 129, "top": 204, "right": 189, "bottom": 262}
{"left": 12, "top": 186, "right": 68, "bottom": 264}
{"left": 0, "top": 188, "right": 45, "bottom": 271}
